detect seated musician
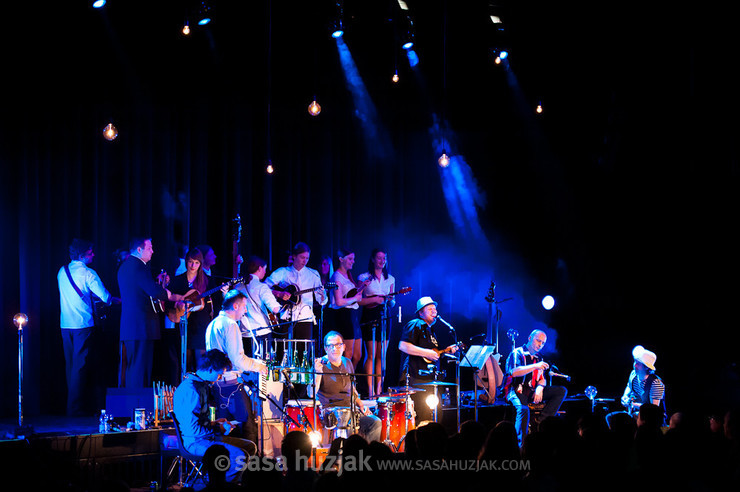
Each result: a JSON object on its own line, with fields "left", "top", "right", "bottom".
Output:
{"left": 313, "top": 331, "right": 382, "bottom": 443}
{"left": 398, "top": 296, "right": 458, "bottom": 424}
{"left": 617, "top": 345, "right": 666, "bottom": 423}
{"left": 504, "top": 329, "right": 567, "bottom": 446}
{"left": 205, "top": 289, "right": 268, "bottom": 445}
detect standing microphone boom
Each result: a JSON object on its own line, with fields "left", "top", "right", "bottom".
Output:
{"left": 436, "top": 315, "right": 455, "bottom": 331}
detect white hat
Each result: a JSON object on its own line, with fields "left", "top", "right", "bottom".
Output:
{"left": 416, "top": 296, "right": 438, "bottom": 313}
{"left": 632, "top": 345, "right": 657, "bottom": 370}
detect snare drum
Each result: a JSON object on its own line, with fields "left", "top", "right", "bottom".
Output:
{"left": 285, "top": 399, "right": 323, "bottom": 434}
{"left": 375, "top": 396, "right": 415, "bottom": 451}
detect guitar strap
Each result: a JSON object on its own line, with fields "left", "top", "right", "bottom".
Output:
{"left": 64, "top": 264, "right": 95, "bottom": 312}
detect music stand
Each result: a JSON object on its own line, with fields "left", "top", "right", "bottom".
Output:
{"left": 460, "top": 345, "right": 498, "bottom": 421}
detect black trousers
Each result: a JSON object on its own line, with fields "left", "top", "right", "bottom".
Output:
{"left": 62, "top": 327, "right": 94, "bottom": 416}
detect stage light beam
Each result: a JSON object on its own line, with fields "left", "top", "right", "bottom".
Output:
{"left": 541, "top": 295, "right": 555, "bottom": 310}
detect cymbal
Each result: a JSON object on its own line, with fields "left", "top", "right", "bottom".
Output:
{"left": 387, "top": 386, "right": 425, "bottom": 393}
{"left": 417, "top": 381, "right": 457, "bottom": 387}
{"left": 372, "top": 391, "right": 417, "bottom": 399}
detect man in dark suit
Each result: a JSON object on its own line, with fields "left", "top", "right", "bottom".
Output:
{"left": 118, "top": 236, "right": 183, "bottom": 388}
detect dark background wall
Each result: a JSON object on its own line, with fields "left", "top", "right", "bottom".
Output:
{"left": 1, "top": 1, "right": 738, "bottom": 418}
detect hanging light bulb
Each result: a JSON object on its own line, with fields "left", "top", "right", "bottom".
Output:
{"left": 392, "top": 70, "right": 399, "bottom": 83}
{"left": 182, "top": 21, "right": 191, "bottom": 35}
{"left": 103, "top": 123, "right": 118, "bottom": 141}
{"left": 438, "top": 150, "right": 450, "bottom": 168}
{"left": 535, "top": 101, "right": 543, "bottom": 114}
{"left": 308, "top": 100, "right": 321, "bottom": 116}
{"left": 266, "top": 161, "right": 274, "bottom": 174}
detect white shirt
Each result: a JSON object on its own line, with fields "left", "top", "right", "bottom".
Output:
{"left": 205, "top": 311, "right": 263, "bottom": 380}
{"left": 357, "top": 272, "right": 396, "bottom": 308}
{"left": 329, "top": 271, "right": 360, "bottom": 310}
{"left": 236, "top": 275, "right": 282, "bottom": 336}
{"left": 58, "top": 260, "right": 112, "bottom": 329}
{"left": 265, "top": 266, "right": 327, "bottom": 323}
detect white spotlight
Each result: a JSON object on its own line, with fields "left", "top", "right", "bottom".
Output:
{"left": 425, "top": 394, "right": 439, "bottom": 409}
{"left": 541, "top": 295, "right": 555, "bottom": 310}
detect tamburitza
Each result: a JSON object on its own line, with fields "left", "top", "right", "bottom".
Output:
{"left": 375, "top": 396, "right": 415, "bottom": 451}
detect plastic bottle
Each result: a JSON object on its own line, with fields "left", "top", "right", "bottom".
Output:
{"left": 99, "top": 409, "right": 109, "bottom": 433}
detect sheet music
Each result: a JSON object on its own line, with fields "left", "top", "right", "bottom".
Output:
{"left": 460, "top": 345, "right": 499, "bottom": 369}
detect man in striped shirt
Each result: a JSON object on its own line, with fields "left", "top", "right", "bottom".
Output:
{"left": 620, "top": 345, "right": 666, "bottom": 420}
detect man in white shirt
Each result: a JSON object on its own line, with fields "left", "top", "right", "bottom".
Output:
{"left": 205, "top": 290, "right": 268, "bottom": 445}
{"left": 57, "top": 238, "right": 119, "bottom": 416}
{"left": 265, "top": 242, "right": 328, "bottom": 342}
{"left": 235, "top": 255, "right": 282, "bottom": 358}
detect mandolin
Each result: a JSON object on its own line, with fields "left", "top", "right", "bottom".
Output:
{"left": 422, "top": 341, "right": 466, "bottom": 363}
{"left": 273, "top": 282, "right": 337, "bottom": 306}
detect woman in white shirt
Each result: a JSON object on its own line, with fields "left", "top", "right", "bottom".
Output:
{"left": 357, "top": 248, "right": 396, "bottom": 397}
{"left": 326, "top": 248, "right": 365, "bottom": 369}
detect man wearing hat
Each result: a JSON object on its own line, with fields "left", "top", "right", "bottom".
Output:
{"left": 398, "top": 296, "right": 458, "bottom": 424}
{"left": 619, "top": 345, "right": 666, "bottom": 418}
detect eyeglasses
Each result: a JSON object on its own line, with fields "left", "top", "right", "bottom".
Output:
{"left": 325, "top": 343, "right": 345, "bottom": 350}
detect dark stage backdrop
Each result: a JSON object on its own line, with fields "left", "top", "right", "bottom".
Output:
{"left": 1, "top": 0, "right": 739, "bottom": 420}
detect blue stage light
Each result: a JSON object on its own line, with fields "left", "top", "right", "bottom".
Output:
{"left": 499, "top": 50, "right": 508, "bottom": 60}
{"left": 92, "top": 0, "right": 106, "bottom": 8}
{"left": 402, "top": 41, "right": 414, "bottom": 50}
{"left": 406, "top": 49, "right": 419, "bottom": 67}
{"left": 332, "top": 29, "right": 344, "bottom": 38}
{"left": 198, "top": 17, "right": 211, "bottom": 25}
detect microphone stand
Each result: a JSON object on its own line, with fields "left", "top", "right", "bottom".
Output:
{"left": 435, "top": 316, "right": 461, "bottom": 430}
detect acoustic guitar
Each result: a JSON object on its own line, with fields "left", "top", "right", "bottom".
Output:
{"left": 167, "top": 277, "right": 245, "bottom": 323}
{"left": 273, "top": 282, "right": 337, "bottom": 306}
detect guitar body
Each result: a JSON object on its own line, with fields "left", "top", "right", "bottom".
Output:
{"left": 274, "top": 282, "right": 336, "bottom": 306}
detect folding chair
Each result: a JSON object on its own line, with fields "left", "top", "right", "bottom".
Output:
{"left": 162, "top": 411, "right": 207, "bottom": 489}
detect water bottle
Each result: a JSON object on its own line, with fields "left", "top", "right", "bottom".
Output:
{"left": 99, "top": 409, "right": 109, "bottom": 433}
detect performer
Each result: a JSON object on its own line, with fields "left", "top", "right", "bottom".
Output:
{"left": 618, "top": 345, "right": 666, "bottom": 421}
{"left": 313, "top": 331, "right": 382, "bottom": 443}
{"left": 196, "top": 244, "right": 217, "bottom": 277}
{"left": 168, "top": 247, "right": 216, "bottom": 372}
{"left": 205, "top": 290, "right": 268, "bottom": 445}
{"left": 398, "top": 296, "right": 458, "bottom": 424}
{"left": 326, "top": 248, "right": 364, "bottom": 369}
{"left": 235, "top": 255, "right": 282, "bottom": 358}
{"left": 357, "top": 248, "right": 396, "bottom": 397}
{"left": 172, "top": 348, "right": 256, "bottom": 484}
{"left": 118, "top": 236, "right": 183, "bottom": 388}
{"left": 57, "top": 238, "right": 120, "bottom": 416}
{"left": 504, "top": 329, "right": 567, "bottom": 446}
{"left": 265, "top": 242, "right": 327, "bottom": 341}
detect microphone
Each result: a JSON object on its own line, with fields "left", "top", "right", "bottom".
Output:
{"left": 436, "top": 315, "right": 455, "bottom": 332}
{"left": 281, "top": 369, "right": 294, "bottom": 389}
{"left": 398, "top": 306, "right": 402, "bottom": 323}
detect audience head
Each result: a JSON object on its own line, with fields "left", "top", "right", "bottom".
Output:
{"left": 282, "top": 430, "right": 312, "bottom": 472}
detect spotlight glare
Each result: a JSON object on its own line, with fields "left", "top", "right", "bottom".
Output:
{"left": 308, "top": 100, "right": 321, "bottom": 116}
{"left": 541, "top": 295, "right": 555, "bottom": 310}
{"left": 92, "top": 0, "right": 106, "bottom": 8}
{"left": 308, "top": 430, "right": 322, "bottom": 448}
{"left": 425, "top": 394, "right": 440, "bottom": 409}
{"left": 198, "top": 17, "right": 211, "bottom": 25}
{"left": 13, "top": 313, "right": 29, "bottom": 329}
{"left": 499, "top": 50, "right": 508, "bottom": 60}
{"left": 402, "top": 41, "right": 414, "bottom": 50}
{"left": 103, "top": 123, "right": 118, "bottom": 141}
{"left": 332, "top": 29, "right": 344, "bottom": 38}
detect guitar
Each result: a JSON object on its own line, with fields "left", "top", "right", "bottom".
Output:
{"left": 623, "top": 395, "right": 639, "bottom": 417}
{"left": 343, "top": 278, "right": 372, "bottom": 300}
{"left": 167, "top": 277, "right": 245, "bottom": 323}
{"left": 422, "top": 341, "right": 467, "bottom": 363}
{"left": 361, "top": 286, "right": 413, "bottom": 307}
{"left": 273, "top": 282, "right": 337, "bottom": 306}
